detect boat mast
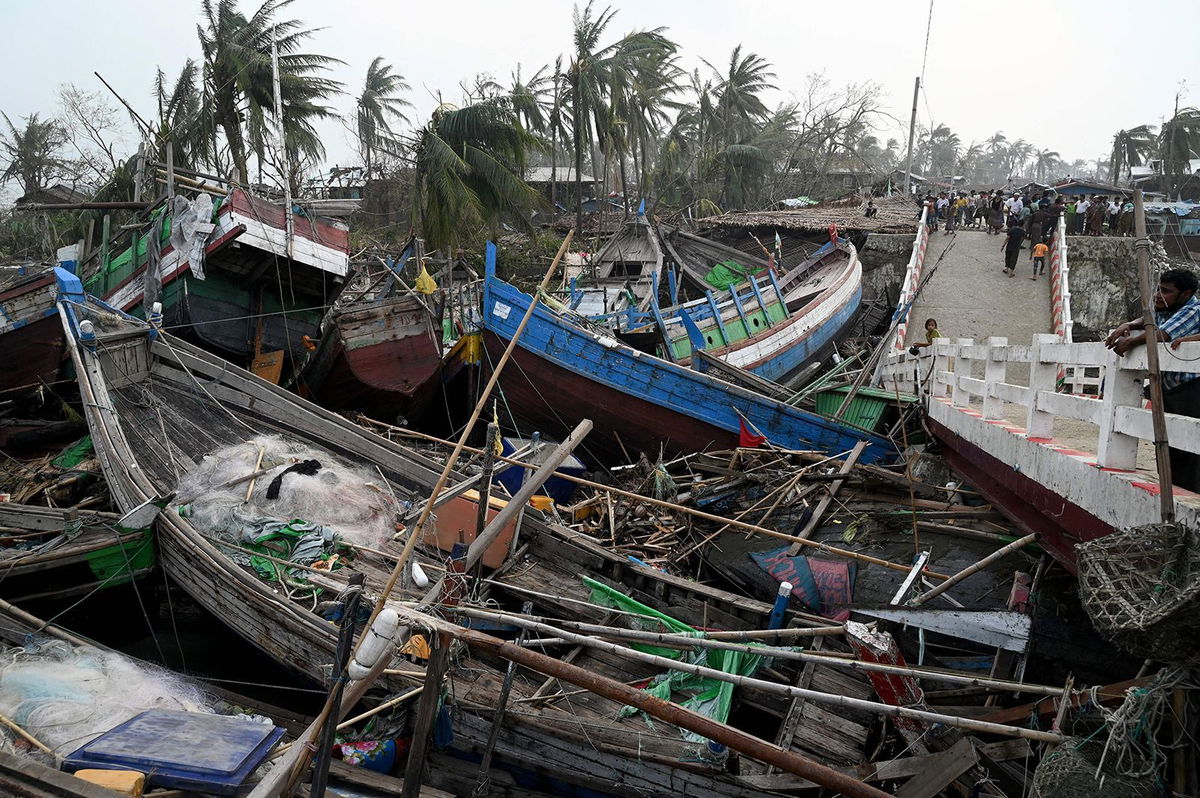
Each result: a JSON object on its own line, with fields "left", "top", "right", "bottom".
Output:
{"left": 271, "top": 31, "right": 295, "bottom": 261}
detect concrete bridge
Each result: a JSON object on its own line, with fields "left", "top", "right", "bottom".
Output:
{"left": 877, "top": 210, "right": 1200, "bottom": 572}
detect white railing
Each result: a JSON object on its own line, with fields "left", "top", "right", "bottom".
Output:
{"left": 883, "top": 205, "right": 931, "bottom": 354}
{"left": 1047, "top": 214, "right": 1074, "bottom": 391}
{"left": 880, "top": 335, "right": 1200, "bottom": 472}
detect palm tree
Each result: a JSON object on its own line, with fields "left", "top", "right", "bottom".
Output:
{"left": 411, "top": 100, "right": 542, "bottom": 251}
{"left": 1109, "top": 125, "right": 1156, "bottom": 184}
{"left": 1158, "top": 106, "right": 1200, "bottom": 198}
{"left": 708, "top": 46, "right": 776, "bottom": 150}
{"left": 566, "top": 1, "right": 671, "bottom": 234}
{"left": 355, "top": 56, "right": 411, "bottom": 177}
{"left": 150, "top": 61, "right": 205, "bottom": 171}
{"left": 0, "top": 113, "right": 69, "bottom": 196}
{"left": 197, "top": 0, "right": 343, "bottom": 185}
{"left": 1032, "top": 148, "right": 1061, "bottom": 181}
{"left": 507, "top": 65, "right": 552, "bottom": 134}
{"left": 1005, "top": 138, "right": 1033, "bottom": 178}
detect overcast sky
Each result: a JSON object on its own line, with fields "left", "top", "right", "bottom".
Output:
{"left": 2, "top": 0, "right": 1198, "bottom": 185}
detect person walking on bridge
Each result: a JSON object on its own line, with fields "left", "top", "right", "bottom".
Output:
{"left": 1106, "top": 269, "right": 1200, "bottom": 491}
{"left": 1001, "top": 221, "right": 1026, "bottom": 276}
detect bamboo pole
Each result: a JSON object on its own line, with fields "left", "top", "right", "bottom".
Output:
{"left": 909, "top": 532, "right": 1037, "bottom": 606}
{"left": 1133, "top": 189, "right": 1175, "bottom": 521}
{"left": 362, "top": 229, "right": 574, "bottom": 630}
{"left": 244, "top": 446, "right": 265, "bottom": 503}
{"left": 0, "top": 710, "right": 55, "bottom": 757}
{"left": 452, "top": 607, "right": 1068, "bottom": 697}
{"left": 360, "top": 420, "right": 947, "bottom": 580}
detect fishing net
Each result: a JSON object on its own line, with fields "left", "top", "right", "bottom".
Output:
{"left": 0, "top": 640, "right": 212, "bottom": 759}
{"left": 1077, "top": 522, "right": 1200, "bottom": 665}
{"left": 175, "top": 435, "right": 402, "bottom": 551}
{"left": 1032, "top": 739, "right": 1159, "bottom": 798}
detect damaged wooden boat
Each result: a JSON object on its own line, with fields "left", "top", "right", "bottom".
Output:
{"left": 482, "top": 242, "right": 895, "bottom": 464}
{"left": 566, "top": 210, "right": 663, "bottom": 317}
{"left": 0, "top": 268, "right": 71, "bottom": 394}
{"left": 653, "top": 238, "right": 863, "bottom": 384}
{"left": 659, "top": 223, "right": 773, "bottom": 296}
{"left": 84, "top": 188, "right": 350, "bottom": 372}
{"left": 0, "top": 503, "right": 154, "bottom": 603}
{"left": 297, "top": 239, "right": 445, "bottom": 423}
{"left": 60, "top": 294, "right": 854, "bottom": 797}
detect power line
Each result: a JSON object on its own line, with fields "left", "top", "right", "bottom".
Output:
{"left": 920, "top": 0, "right": 935, "bottom": 86}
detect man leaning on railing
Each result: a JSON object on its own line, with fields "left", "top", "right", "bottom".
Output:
{"left": 1105, "top": 268, "right": 1200, "bottom": 491}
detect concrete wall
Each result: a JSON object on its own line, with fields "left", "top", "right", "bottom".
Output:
{"left": 860, "top": 232, "right": 913, "bottom": 302}
{"left": 1065, "top": 236, "right": 1185, "bottom": 340}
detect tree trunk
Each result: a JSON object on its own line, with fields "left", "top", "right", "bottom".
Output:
{"left": 619, "top": 149, "right": 630, "bottom": 218}
{"left": 573, "top": 79, "right": 584, "bottom": 239}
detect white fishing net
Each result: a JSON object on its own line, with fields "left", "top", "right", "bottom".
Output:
{"left": 0, "top": 640, "right": 212, "bottom": 759}
{"left": 174, "top": 435, "right": 401, "bottom": 549}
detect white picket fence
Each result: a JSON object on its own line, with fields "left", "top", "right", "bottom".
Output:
{"left": 880, "top": 335, "right": 1200, "bottom": 473}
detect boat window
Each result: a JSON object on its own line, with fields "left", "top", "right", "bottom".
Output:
{"left": 706, "top": 336, "right": 713, "bottom": 345}
{"left": 753, "top": 318, "right": 760, "bottom": 327}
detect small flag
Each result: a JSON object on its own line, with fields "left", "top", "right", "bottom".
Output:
{"left": 738, "top": 418, "right": 766, "bottom": 448}
{"left": 774, "top": 231, "right": 782, "bottom": 262}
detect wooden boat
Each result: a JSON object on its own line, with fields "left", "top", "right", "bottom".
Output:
{"left": 659, "top": 223, "right": 773, "bottom": 296}
{"left": 482, "top": 242, "right": 894, "bottom": 465}
{"left": 566, "top": 212, "right": 663, "bottom": 317}
{"left": 85, "top": 189, "right": 350, "bottom": 372}
{"left": 61, "top": 295, "right": 829, "bottom": 797}
{"left": 0, "top": 503, "right": 154, "bottom": 603}
{"left": 297, "top": 241, "right": 445, "bottom": 423}
{"left": 653, "top": 239, "right": 863, "bottom": 384}
{"left": 0, "top": 269, "right": 69, "bottom": 393}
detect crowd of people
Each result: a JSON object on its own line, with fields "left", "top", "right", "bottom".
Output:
{"left": 916, "top": 187, "right": 1137, "bottom": 279}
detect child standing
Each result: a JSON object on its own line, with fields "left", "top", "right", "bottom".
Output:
{"left": 1031, "top": 241, "right": 1049, "bottom": 279}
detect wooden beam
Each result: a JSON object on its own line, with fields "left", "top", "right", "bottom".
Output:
{"left": 402, "top": 632, "right": 453, "bottom": 798}
{"left": 788, "top": 440, "right": 868, "bottom": 551}
{"left": 978, "top": 678, "right": 1143, "bottom": 725}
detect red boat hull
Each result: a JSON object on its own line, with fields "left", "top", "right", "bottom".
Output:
{"left": 0, "top": 274, "right": 65, "bottom": 392}
{"left": 482, "top": 330, "right": 739, "bottom": 464}
{"left": 927, "top": 416, "right": 1114, "bottom": 573}
{"left": 302, "top": 296, "right": 443, "bottom": 424}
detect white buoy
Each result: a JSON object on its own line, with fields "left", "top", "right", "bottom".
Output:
{"left": 348, "top": 608, "right": 398, "bottom": 680}
{"left": 411, "top": 562, "right": 429, "bottom": 588}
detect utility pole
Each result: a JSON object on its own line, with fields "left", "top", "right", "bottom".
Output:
{"left": 902, "top": 77, "right": 920, "bottom": 198}
{"left": 271, "top": 33, "right": 294, "bottom": 260}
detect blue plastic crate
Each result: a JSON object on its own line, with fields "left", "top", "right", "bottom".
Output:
{"left": 63, "top": 709, "right": 284, "bottom": 796}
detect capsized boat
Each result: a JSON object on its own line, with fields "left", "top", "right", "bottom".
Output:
{"left": 482, "top": 242, "right": 895, "bottom": 465}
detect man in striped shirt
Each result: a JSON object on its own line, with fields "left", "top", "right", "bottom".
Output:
{"left": 1106, "top": 269, "right": 1200, "bottom": 489}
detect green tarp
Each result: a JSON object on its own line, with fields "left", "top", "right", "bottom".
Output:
{"left": 703, "top": 259, "right": 763, "bottom": 291}
{"left": 585, "top": 576, "right": 768, "bottom": 743}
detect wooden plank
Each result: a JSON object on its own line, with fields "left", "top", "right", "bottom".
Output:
{"left": 787, "top": 440, "right": 868, "bottom": 549}
{"left": 894, "top": 738, "right": 977, "bottom": 798}
{"left": 0, "top": 749, "right": 120, "bottom": 798}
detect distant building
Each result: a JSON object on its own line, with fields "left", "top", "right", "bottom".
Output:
{"left": 15, "top": 182, "right": 93, "bottom": 206}
{"left": 524, "top": 167, "right": 599, "bottom": 211}
{"left": 1050, "top": 179, "right": 1131, "bottom": 198}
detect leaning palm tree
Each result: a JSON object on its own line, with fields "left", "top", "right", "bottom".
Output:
{"left": 1109, "top": 125, "right": 1156, "bottom": 184}
{"left": 1158, "top": 107, "right": 1200, "bottom": 198}
{"left": 707, "top": 46, "right": 776, "bottom": 150}
{"left": 356, "top": 56, "right": 411, "bottom": 177}
{"left": 566, "top": 1, "right": 672, "bottom": 234}
{"left": 197, "top": 0, "right": 343, "bottom": 185}
{"left": 411, "top": 100, "right": 543, "bottom": 251}
{"left": 150, "top": 61, "right": 205, "bottom": 172}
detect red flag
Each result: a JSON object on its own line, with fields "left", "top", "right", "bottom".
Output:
{"left": 738, "top": 419, "right": 766, "bottom": 448}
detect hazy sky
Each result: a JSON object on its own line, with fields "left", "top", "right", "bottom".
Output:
{"left": 2, "top": 0, "right": 1198, "bottom": 184}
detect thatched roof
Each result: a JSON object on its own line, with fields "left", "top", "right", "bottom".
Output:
{"left": 699, "top": 194, "right": 920, "bottom": 235}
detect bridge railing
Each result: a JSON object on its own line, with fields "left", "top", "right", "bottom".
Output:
{"left": 879, "top": 335, "right": 1200, "bottom": 473}
{"left": 881, "top": 205, "right": 930, "bottom": 355}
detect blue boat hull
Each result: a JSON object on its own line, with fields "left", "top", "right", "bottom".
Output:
{"left": 482, "top": 252, "right": 895, "bottom": 466}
